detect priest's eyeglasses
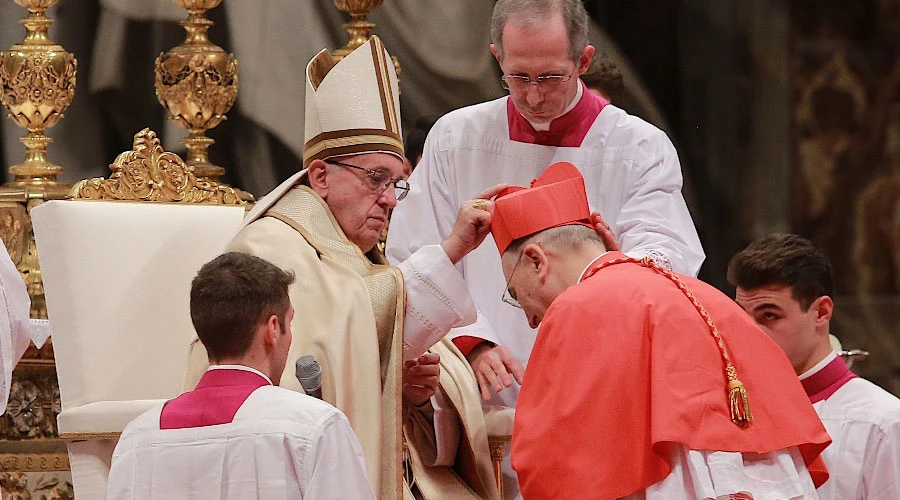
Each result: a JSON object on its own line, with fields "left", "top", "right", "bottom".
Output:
{"left": 501, "top": 253, "right": 524, "bottom": 309}
{"left": 500, "top": 68, "right": 576, "bottom": 93}
{"left": 326, "top": 160, "right": 410, "bottom": 201}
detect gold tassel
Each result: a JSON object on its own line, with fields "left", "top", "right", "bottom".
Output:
{"left": 728, "top": 378, "right": 752, "bottom": 427}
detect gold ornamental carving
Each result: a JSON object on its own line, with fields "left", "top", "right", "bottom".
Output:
{"left": 0, "top": 204, "right": 27, "bottom": 266}
{"left": 0, "top": 453, "right": 68, "bottom": 472}
{"left": 0, "top": 0, "right": 77, "bottom": 319}
{"left": 0, "top": 471, "right": 73, "bottom": 499}
{"left": 70, "top": 128, "right": 244, "bottom": 205}
{"left": 488, "top": 435, "right": 510, "bottom": 498}
{"left": 154, "top": 0, "right": 239, "bottom": 187}
{"left": 0, "top": 201, "right": 46, "bottom": 318}
{"left": 331, "top": 0, "right": 401, "bottom": 78}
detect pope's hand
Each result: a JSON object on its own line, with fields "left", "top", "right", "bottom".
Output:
{"left": 590, "top": 212, "right": 620, "bottom": 252}
{"left": 468, "top": 343, "right": 524, "bottom": 402}
{"left": 403, "top": 352, "right": 441, "bottom": 407}
{"left": 441, "top": 184, "right": 509, "bottom": 264}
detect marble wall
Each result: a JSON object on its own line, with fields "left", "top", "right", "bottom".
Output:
{"left": 790, "top": 0, "right": 900, "bottom": 390}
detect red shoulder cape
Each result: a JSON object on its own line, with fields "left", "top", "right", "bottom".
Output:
{"left": 512, "top": 252, "right": 830, "bottom": 499}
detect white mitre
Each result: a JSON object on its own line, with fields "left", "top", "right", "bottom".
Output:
{"left": 242, "top": 35, "right": 404, "bottom": 226}
{"left": 303, "top": 35, "right": 403, "bottom": 166}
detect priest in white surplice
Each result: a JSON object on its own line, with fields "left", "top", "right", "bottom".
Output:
{"left": 184, "top": 36, "right": 501, "bottom": 500}
{"left": 108, "top": 252, "right": 374, "bottom": 499}
{"left": 387, "top": 0, "right": 704, "bottom": 408}
{"left": 386, "top": 2, "right": 703, "bottom": 496}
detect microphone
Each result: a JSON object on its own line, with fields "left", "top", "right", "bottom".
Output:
{"left": 295, "top": 355, "right": 323, "bottom": 400}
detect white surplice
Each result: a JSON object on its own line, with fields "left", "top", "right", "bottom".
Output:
{"left": 387, "top": 96, "right": 705, "bottom": 499}
{"left": 182, "top": 179, "right": 480, "bottom": 498}
{"left": 387, "top": 98, "right": 704, "bottom": 408}
{"left": 106, "top": 385, "right": 375, "bottom": 500}
{"left": 622, "top": 445, "right": 819, "bottom": 500}
{"left": 807, "top": 371, "right": 900, "bottom": 499}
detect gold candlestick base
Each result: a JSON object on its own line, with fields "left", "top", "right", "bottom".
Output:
{"left": 330, "top": 0, "right": 401, "bottom": 82}
{"left": 3, "top": 133, "right": 70, "bottom": 197}
{"left": 331, "top": 19, "right": 377, "bottom": 60}
{"left": 182, "top": 133, "right": 222, "bottom": 180}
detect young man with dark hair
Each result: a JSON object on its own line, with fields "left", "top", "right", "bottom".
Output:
{"left": 188, "top": 251, "right": 294, "bottom": 362}
{"left": 729, "top": 233, "right": 900, "bottom": 500}
{"left": 107, "top": 252, "right": 375, "bottom": 499}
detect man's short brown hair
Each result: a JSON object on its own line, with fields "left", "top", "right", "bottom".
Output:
{"left": 190, "top": 252, "right": 295, "bottom": 359}
{"left": 727, "top": 233, "right": 834, "bottom": 310}
{"left": 581, "top": 54, "right": 624, "bottom": 102}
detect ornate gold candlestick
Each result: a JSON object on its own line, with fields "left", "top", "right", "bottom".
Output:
{"left": 331, "top": 0, "right": 400, "bottom": 78}
{"left": 0, "top": 0, "right": 78, "bottom": 318}
{"left": 155, "top": 0, "right": 243, "bottom": 194}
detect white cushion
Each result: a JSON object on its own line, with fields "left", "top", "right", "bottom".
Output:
{"left": 32, "top": 200, "right": 245, "bottom": 410}
{"left": 58, "top": 399, "right": 166, "bottom": 435}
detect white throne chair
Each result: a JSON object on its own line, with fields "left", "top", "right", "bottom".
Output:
{"left": 31, "top": 129, "right": 247, "bottom": 500}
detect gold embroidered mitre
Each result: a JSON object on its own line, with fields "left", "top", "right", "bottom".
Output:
{"left": 303, "top": 35, "right": 403, "bottom": 166}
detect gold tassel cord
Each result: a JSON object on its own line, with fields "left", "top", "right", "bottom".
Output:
{"left": 587, "top": 256, "right": 753, "bottom": 427}
{"left": 727, "top": 370, "right": 752, "bottom": 428}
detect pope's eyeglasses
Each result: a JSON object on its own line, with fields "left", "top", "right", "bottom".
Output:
{"left": 326, "top": 159, "right": 410, "bottom": 201}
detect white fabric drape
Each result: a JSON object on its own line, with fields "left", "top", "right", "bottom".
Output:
{"left": 0, "top": 241, "right": 33, "bottom": 414}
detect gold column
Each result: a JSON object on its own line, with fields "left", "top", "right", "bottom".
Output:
{"left": 0, "top": 0, "right": 77, "bottom": 319}
{"left": 155, "top": 0, "right": 251, "bottom": 201}
{"left": 0, "top": 2, "right": 73, "bottom": 495}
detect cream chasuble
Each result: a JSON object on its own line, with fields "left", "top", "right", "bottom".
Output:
{"left": 186, "top": 185, "right": 403, "bottom": 499}
{"left": 186, "top": 184, "right": 491, "bottom": 499}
